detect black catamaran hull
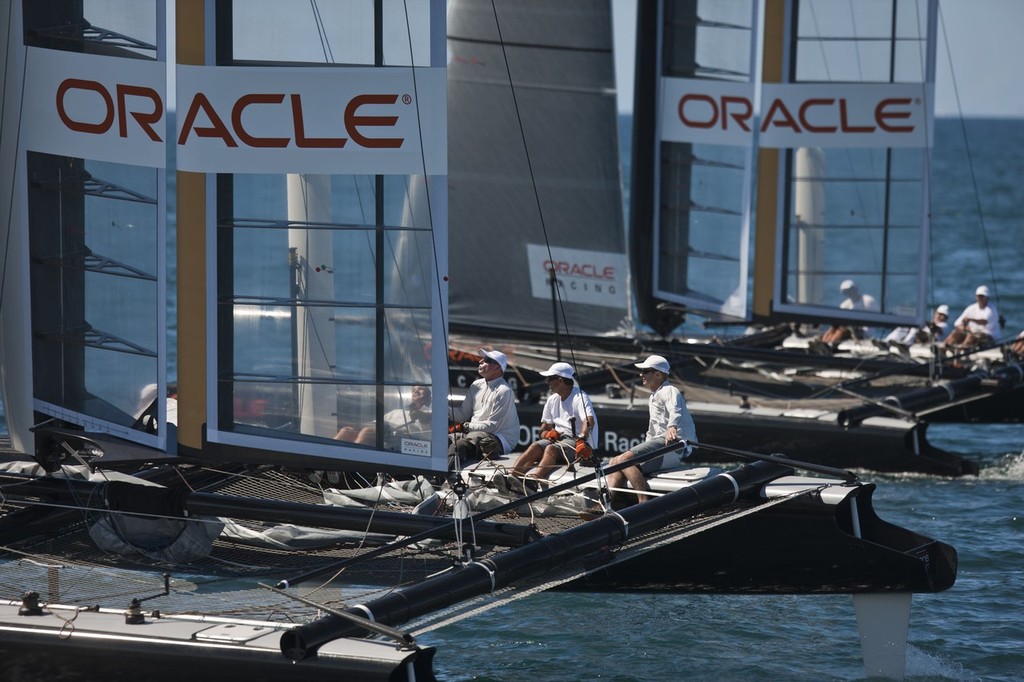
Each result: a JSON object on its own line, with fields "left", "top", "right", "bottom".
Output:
{"left": 515, "top": 401, "right": 979, "bottom": 477}
{"left": 569, "top": 484, "right": 956, "bottom": 594}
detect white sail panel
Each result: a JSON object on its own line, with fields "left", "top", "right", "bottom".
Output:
{"left": 771, "top": 0, "right": 937, "bottom": 328}
{"left": 202, "top": 1, "right": 451, "bottom": 473}
{"left": 2, "top": 3, "right": 171, "bottom": 454}
{"left": 635, "top": 0, "right": 758, "bottom": 324}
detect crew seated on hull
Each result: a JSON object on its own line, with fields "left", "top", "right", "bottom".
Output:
{"left": 883, "top": 304, "right": 950, "bottom": 349}
{"left": 1009, "top": 331, "right": 1024, "bottom": 360}
{"left": 447, "top": 349, "right": 520, "bottom": 471}
{"left": 809, "top": 279, "right": 878, "bottom": 355}
{"left": 604, "top": 355, "right": 697, "bottom": 505}
{"left": 335, "top": 385, "right": 432, "bottom": 447}
{"left": 943, "top": 285, "right": 1002, "bottom": 355}
{"left": 509, "top": 362, "right": 597, "bottom": 483}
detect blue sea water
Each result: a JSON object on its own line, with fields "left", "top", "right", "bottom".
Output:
{"left": 1, "top": 117, "right": 1021, "bottom": 680}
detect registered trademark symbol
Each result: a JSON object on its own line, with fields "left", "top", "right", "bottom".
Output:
{"left": 403, "top": 94, "right": 412, "bottom": 105}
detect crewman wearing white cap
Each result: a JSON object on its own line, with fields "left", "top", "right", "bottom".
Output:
{"left": 818, "top": 279, "right": 878, "bottom": 349}
{"left": 884, "top": 303, "right": 951, "bottom": 347}
{"left": 603, "top": 355, "right": 698, "bottom": 505}
{"left": 447, "top": 349, "right": 520, "bottom": 470}
{"left": 509, "top": 361, "right": 598, "bottom": 482}
{"left": 943, "top": 285, "right": 1002, "bottom": 353}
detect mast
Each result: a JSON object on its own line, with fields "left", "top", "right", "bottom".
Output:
{"left": 751, "top": 0, "right": 787, "bottom": 320}
{"left": 287, "top": 174, "right": 337, "bottom": 438}
{"left": 176, "top": 0, "right": 207, "bottom": 457}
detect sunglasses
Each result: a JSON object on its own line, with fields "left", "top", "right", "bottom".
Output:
{"left": 481, "top": 357, "right": 500, "bottom": 365}
{"left": 639, "top": 368, "right": 658, "bottom": 375}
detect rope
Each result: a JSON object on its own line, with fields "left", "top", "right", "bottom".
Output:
{"left": 937, "top": 2, "right": 1001, "bottom": 307}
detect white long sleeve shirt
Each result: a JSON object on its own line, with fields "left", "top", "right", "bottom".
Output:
{"left": 645, "top": 383, "right": 697, "bottom": 446}
{"left": 450, "top": 376, "right": 520, "bottom": 454}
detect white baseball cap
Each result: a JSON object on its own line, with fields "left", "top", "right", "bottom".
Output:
{"left": 840, "top": 279, "right": 856, "bottom": 292}
{"left": 479, "top": 348, "right": 508, "bottom": 372}
{"left": 634, "top": 354, "right": 670, "bottom": 374}
{"left": 975, "top": 285, "right": 990, "bottom": 297}
{"left": 936, "top": 304, "right": 950, "bottom": 316}
{"left": 540, "top": 361, "right": 575, "bottom": 379}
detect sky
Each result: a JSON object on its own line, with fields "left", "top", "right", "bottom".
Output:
{"left": 611, "top": 0, "right": 1024, "bottom": 118}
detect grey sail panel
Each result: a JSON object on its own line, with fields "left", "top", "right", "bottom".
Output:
{"left": 448, "top": 0, "right": 630, "bottom": 339}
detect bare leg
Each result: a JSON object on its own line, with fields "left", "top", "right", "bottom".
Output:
{"left": 528, "top": 443, "right": 571, "bottom": 480}
{"left": 943, "top": 328, "right": 966, "bottom": 353}
{"left": 511, "top": 442, "right": 546, "bottom": 477}
{"left": 622, "top": 465, "right": 652, "bottom": 503}
{"left": 602, "top": 448, "right": 651, "bottom": 501}
{"left": 605, "top": 450, "right": 640, "bottom": 503}
{"left": 334, "top": 426, "right": 358, "bottom": 441}
{"left": 354, "top": 426, "right": 376, "bottom": 445}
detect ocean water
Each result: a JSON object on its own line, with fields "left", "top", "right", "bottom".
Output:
{"left": 1, "top": 117, "right": 1021, "bottom": 680}
{"left": 417, "top": 118, "right": 1024, "bottom": 681}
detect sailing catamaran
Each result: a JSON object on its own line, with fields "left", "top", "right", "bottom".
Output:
{"left": 0, "top": 1, "right": 958, "bottom": 679}
{"left": 446, "top": 0, "right": 1023, "bottom": 475}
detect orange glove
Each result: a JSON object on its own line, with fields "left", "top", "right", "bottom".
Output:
{"left": 542, "top": 429, "right": 560, "bottom": 441}
{"left": 448, "top": 422, "right": 466, "bottom": 434}
{"left": 575, "top": 438, "right": 597, "bottom": 466}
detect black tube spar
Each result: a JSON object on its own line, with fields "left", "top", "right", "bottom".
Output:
{"left": 280, "top": 459, "right": 795, "bottom": 661}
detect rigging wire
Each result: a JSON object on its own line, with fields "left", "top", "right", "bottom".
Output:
{"left": 309, "top": 0, "right": 335, "bottom": 63}
{"left": 487, "top": 0, "right": 582, "bottom": 374}
{"left": 936, "top": 0, "right": 1002, "bottom": 313}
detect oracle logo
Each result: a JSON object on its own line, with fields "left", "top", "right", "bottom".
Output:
{"left": 56, "top": 78, "right": 163, "bottom": 140}
{"left": 544, "top": 259, "right": 616, "bottom": 280}
{"left": 54, "top": 79, "right": 406, "bottom": 149}
{"left": 177, "top": 92, "right": 406, "bottom": 149}
{"left": 677, "top": 94, "right": 916, "bottom": 135}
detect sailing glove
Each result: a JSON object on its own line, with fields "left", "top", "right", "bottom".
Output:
{"left": 575, "top": 438, "right": 597, "bottom": 467}
{"left": 449, "top": 422, "right": 468, "bottom": 434}
{"left": 542, "top": 429, "right": 561, "bottom": 441}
